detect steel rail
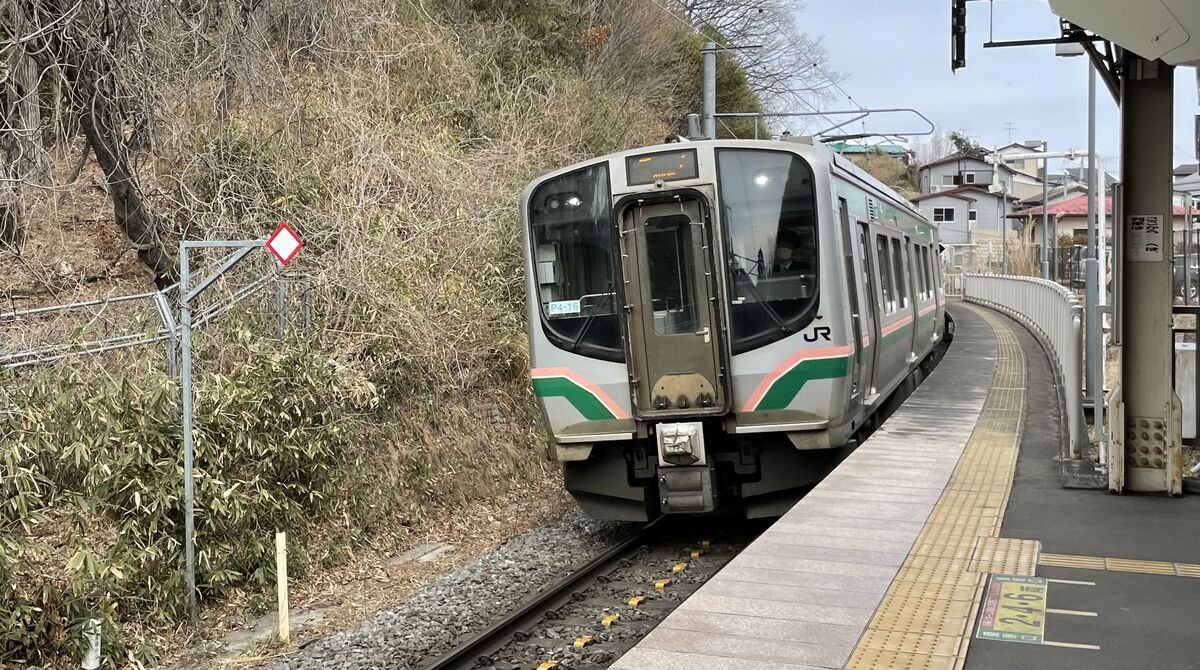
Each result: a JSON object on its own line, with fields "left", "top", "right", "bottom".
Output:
{"left": 420, "top": 518, "right": 663, "bottom": 670}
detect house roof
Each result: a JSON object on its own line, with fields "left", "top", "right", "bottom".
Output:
{"left": 911, "top": 185, "right": 1014, "bottom": 204}
{"left": 919, "top": 153, "right": 1016, "bottom": 175}
{"left": 997, "top": 141, "right": 1045, "bottom": 152}
{"left": 1046, "top": 168, "right": 1117, "bottom": 188}
{"left": 1173, "top": 163, "right": 1198, "bottom": 177}
{"left": 1018, "top": 184, "right": 1090, "bottom": 206}
{"left": 1010, "top": 194, "right": 1193, "bottom": 218}
{"left": 1176, "top": 172, "right": 1200, "bottom": 194}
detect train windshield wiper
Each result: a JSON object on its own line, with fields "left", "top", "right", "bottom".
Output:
{"left": 571, "top": 280, "right": 615, "bottom": 351}
{"left": 731, "top": 267, "right": 790, "bottom": 332}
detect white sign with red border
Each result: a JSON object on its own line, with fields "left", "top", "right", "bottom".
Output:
{"left": 266, "top": 221, "right": 304, "bottom": 265}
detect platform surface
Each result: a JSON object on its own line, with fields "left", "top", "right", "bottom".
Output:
{"left": 612, "top": 303, "right": 1200, "bottom": 670}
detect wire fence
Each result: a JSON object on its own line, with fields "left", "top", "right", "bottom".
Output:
{"left": 0, "top": 253, "right": 312, "bottom": 375}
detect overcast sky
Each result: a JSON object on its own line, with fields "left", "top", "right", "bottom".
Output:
{"left": 795, "top": 0, "right": 1199, "bottom": 174}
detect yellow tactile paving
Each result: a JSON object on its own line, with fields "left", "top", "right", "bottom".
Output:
{"left": 849, "top": 304, "right": 1033, "bottom": 670}
{"left": 1038, "top": 552, "right": 1200, "bottom": 578}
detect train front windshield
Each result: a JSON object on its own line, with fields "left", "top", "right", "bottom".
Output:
{"left": 716, "top": 149, "right": 819, "bottom": 353}
{"left": 528, "top": 149, "right": 819, "bottom": 361}
{"left": 528, "top": 164, "right": 623, "bottom": 361}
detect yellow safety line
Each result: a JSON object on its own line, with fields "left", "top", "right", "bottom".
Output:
{"left": 1039, "top": 552, "right": 1200, "bottom": 578}
{"left": 848, "top": 305, "right": 1035, "bottom": 670}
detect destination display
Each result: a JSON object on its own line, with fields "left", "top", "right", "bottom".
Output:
{"left": 626, "top": 149, "right": 699, "bottom": 185}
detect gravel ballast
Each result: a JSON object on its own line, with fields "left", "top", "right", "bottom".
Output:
{"left": 267, "top": 514, "right": 634, "bottom": 670}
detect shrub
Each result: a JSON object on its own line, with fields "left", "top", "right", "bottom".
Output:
{"left": 0, "top": 336, "right": 377, "bottom": 664}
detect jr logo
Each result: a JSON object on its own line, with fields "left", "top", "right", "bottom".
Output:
{"left": 803, "top": 326, "right": 832, "bottom": 343}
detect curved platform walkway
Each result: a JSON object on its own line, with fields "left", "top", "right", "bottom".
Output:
{"left": 612, "top": 302, "right": 1200, "bottom": 670}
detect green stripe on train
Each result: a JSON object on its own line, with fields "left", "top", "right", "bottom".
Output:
{"left": 532, "top": 377, "right": 616, "bottom": 421}
{"left": 755, "top": 356, "right": 852, "bottom": 412}
{"left": 880, "top": 321, "right": 914, "bottom": 346}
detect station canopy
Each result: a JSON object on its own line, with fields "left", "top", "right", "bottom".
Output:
{"left": 1049, "top": 0, "right": 1200, "bottom": 66}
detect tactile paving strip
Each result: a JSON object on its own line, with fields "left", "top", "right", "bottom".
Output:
{"left": 1039, "top": 552, "right": 1200, "bottom": 578}
{"left": 848, "top": 305, "right": 1035, "bottom": 670}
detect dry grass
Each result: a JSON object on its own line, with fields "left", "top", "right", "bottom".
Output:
{"left": 2, "top": 2, "right": 698, "bottom": 665}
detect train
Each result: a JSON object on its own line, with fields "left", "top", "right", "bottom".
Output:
{"left": 521, "top": 137, "right": 946, "bottom": 520}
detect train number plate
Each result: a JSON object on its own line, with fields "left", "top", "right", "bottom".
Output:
{"left": 975, "top": 574, "right": 1048, "bottom": 644}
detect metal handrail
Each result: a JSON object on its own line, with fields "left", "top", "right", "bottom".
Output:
{"left": 963, "top": 273, "right": 1088, "bottom": 460}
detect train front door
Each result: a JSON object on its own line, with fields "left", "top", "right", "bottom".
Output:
{"left": 619, "top": 194, "right": 725, "bottom": 417}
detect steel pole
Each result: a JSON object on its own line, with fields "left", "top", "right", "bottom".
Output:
{"left": 1085, "top": 62, "right": 1098, "bottom": 398}
{"left": 702, "top": 42, "right": 717, "bottom": 139}
{"left": 180, "top": 246, "right": 196, "bottom": 620}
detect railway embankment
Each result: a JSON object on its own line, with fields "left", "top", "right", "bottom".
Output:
{"left": 0, "top": 1, "right": 796, "bottom": 667}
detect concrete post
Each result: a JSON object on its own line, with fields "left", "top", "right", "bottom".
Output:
{"left": 1112, "top": 54, "right": 1182, "bottom": 494}
{"left": 1042, "top": 149, "right": 1050, "bottom": 279}
{"left": 702, "top": 42, "right": 717, "bottom": 140}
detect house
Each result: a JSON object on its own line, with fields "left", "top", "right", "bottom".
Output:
{"left": 1017, "top": 181, "right": 1089, "bottom": 210}
{"left": 1011, "top": 194, "right": 1195, "bottom": 250}
{"left": 910, "top": 185, "right": 1019, "bottom": 246}
{"left": 1176, "top": 171, "right": 1200, "bottom": 199}
{"left": 918, "top": 154, "right": 1042, "bottom": 200}
{"left": 996, "top": 141, "right": 1045, "bottom": 179}
{"left": 1173, "top": 163, "right": 1199, "bottom": 183}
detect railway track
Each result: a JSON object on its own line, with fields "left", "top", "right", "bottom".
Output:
{"left": 419, "top": 517, "right": 766, "bottom": 670}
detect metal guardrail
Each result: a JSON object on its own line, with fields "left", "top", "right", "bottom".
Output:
{"left": 963, "top": 274, "right": 1088, "bottom": 460}
{"left": 1170, "top": 306, "right": 1200, "bottom": 448}
{"left": 0, "top": 273, "right": 310, "bottom": 371}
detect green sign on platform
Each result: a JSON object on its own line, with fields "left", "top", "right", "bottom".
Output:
{"left": 975, "top": 574, "right": 1048, "bottom": 645}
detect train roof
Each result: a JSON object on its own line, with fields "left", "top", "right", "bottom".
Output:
{"left": 525, "top": 138, "right": 929, "bottom": 225}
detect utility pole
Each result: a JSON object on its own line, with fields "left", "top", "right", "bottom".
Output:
{"left": 1042, "top": 142, "right": 1050, "bottom": 279}
{"left": 1083, "top": 58, "right": 1104, "bottom": 457}
{"left": 702, "top": 42, "right": 717, "bottom": 140}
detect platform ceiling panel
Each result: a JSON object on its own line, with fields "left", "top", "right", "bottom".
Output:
{"left": 1049, "top": 0, "right": 1200, "bottom": 66}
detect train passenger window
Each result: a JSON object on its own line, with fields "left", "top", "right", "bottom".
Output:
{"left": 527, "top": 163, "right": 623, "bottom": 361}
{"left": 922, "top": 247, "right": 934, "bottom": 299}
{"left": 716, "top": 149, "right": 819, "bottom": 353}
{"left": 875, "top": 235, "right": 893, "bottom": 313}
{"left": 891, "top": 238, "right": 907, "bottom": 309}
{"left": 910, "top": 245, "right": 926, "bottom": 298}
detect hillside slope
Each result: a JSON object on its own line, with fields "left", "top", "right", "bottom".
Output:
{"left": 0, "top": 0, "right": 772, "bottom": 666}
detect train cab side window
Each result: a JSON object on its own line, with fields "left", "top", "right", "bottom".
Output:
{"left": 875, "top": 235, "right": 894, "bottom": 313}
{"left": 528, "top": 163, "right": 623, "bottom": 361}
{"left": 717, "top": 149, "right": 819, "bottom": 353}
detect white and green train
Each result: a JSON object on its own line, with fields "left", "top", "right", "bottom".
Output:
{"left": 522, "top": 138, "right": 946, "bottom": 519}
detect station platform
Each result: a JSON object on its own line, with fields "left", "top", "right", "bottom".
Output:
{"left": 612, "top": 302, "right": 1200, "bottom": 670}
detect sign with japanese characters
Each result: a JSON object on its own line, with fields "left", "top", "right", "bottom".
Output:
{"left": 1127, "top": 214, "right": 1164, "bottom": 262}
{"left": 976, "top": 574, "right": 1048, "bottom": 644}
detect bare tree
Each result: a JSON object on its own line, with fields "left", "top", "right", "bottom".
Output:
{"left": 16, "top": 0, "right": 179, "bottom": 287}
{"left": 1, "top": 2, "right": 54, "bottom": 251}
{"left": 674, "top": 0, "right": 835, "bottom": 116}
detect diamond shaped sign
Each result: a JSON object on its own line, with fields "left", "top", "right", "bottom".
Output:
{"left": 266, "top": 221, "right": 303, "bottom": 265}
